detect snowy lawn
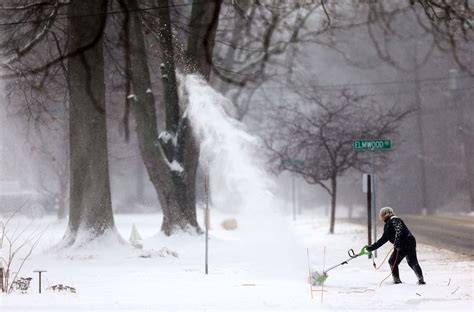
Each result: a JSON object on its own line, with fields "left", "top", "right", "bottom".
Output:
{"left": 1, "top": 210, "right": 472, "bottom": 311}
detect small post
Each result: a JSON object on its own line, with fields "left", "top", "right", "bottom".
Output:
{"left": 306, "top": 248, "right": 313, "bottom": 299}
{"left": 0, "top": 266, "right": 4, "bottom": 293}
{"left": 321, "top": 246, "right": 326, "bottom": 303}
{"left": 33, "top": 270, "right": 47, "bottom": 294}
{"left": 371, "top": 151, "right": 377, "bottom": 258}
{"left": 204, "top": 166, "right": 209, "bottom": 275}
{"left": 367, "top": 175, "right": 372, "bottom": 259}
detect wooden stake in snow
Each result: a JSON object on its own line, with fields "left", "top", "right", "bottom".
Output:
{"left": 321, "top": 246, "right": 326, "bottom": 303}
{"left": 307, "top": 248, "right": 313, "bottom": 299}
{"left": 129, "top": 224, "right": 143, "bottom": 249}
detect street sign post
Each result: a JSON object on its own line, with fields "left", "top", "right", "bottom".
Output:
{"left": 281, "top": 158, "right": 305, "bottom": 167}
{"left": 362, "top": 173, "right": 376, "bottom": 193}
{"left": 353, "top": 139, "right": 392, "bottom": 258}
{"left": 281, "top": 158, "right": 305, "bottom": 221}
{"left": 367, "top": 175, "right": 372, "bottom": 259}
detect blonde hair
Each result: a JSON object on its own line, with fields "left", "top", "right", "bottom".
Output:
{"left": 379, "top": 207, "right": 394, "bottom": 221}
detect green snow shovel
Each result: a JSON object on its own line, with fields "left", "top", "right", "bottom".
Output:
{"left": 311, "top": 246, "right": 372, "bottom": 286}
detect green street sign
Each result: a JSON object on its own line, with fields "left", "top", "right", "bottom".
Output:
{"left": 281, "top": 158, "right": 305, "bottom": 167}
{"left": 352, "top": 139, "right": 392, "bottom": 151}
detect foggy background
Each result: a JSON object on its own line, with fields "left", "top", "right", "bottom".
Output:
{"left": 1, "top": 1, "right": 472, "bottom": 221}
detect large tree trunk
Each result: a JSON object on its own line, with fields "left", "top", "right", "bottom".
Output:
{"left": 155, "top": 0, "right": 200, "bottom": 232}
{"left": 179, "top": 0, "right": 222, "bottom": 230}
{"left": 118, "top": 0, "right": 222, "bottom": 235}
{"left": 64, "top": 0, "right": 116, "bottom": 245}
{"left": 329, "top": 176, "right": 337, "bottom": 234}
{"left": 121, "top": 0, "right": 203, "bottom": 235}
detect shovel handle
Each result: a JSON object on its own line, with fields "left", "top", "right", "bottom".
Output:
{"left": 348, "top": 246, "right": 372, "bottom": 258}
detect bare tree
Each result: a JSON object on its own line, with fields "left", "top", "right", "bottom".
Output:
{"left": 210, "top": 1, "right": 333, "bottom": 121}
{"left": 64, "top": 0, "right": 119, "bottom": 245}
{"left": 114, "top": 0, "right": 220, "bottom": 234}
{"left": 266, "top": 87, "right": 411, "bottom": 234}
{"left": 118, "top": 0, "right": 324, "bottom": 234}
{"left": 363, "top": 1, "right": 473, "bottom": 74}
{"left": 0, "top": 0, "right": 121, "bottom": 246}
{"left": 0, "top": 204, "right": 46, "bottom": 293}
{"left": 1, "top": 0, "right": 468, "bottom": 239}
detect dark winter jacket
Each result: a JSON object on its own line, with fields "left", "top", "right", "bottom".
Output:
{"left": 367, "top": 216, "right": 415, "bottom": 251}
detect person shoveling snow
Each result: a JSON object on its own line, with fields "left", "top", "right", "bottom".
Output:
{"left": 310, "top": 207, "right": 426, "bottom": 287}
{"left": 366, "top": 207, "right": 426, "bottom": 285}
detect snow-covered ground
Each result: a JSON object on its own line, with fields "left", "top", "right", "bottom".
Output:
{"left": 0, "top": 210, "right": 472, "bottom": 312}
{"left": 1, "top": 76, "right": 472, "bottom": 311}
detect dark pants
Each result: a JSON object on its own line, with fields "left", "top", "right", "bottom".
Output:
{"left": 388, "top": 239, "right": 424, "bottom": 281}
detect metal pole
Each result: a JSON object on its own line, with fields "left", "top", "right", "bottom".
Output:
{"left": 205, "top": 167, "right": 209, "bottom": 275}
{"left": 367, "top": 175, "right": 372, "bottom": 259}
{"left": 0, "top": 267, "right": 3, "bottom": 293}
{"left": 292, "top": 175, "right": 296, "bottom": 221}
{"left": 371, "top": 151, "right": 377, "bottom": 257}
{"left": 33, "top": 270, "right": 46, "bottom": 294}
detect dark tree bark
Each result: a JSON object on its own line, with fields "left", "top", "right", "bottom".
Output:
{"left": 64, "top": 0, "right": 116, "bottom": 245}
{"left": 119, "top": 0, "right": 212, "bottom": 235}
{"left": 117, "top": 0, "right": 222, "bottom": 235}
{"left": 121, "top": 0, "right": 176, "bottom": 233}
{"left": 155, "top": 0, "right": 199, "bottom": 233}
